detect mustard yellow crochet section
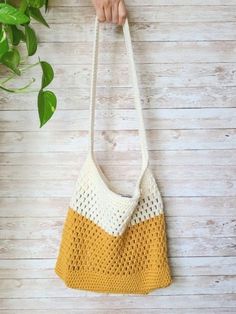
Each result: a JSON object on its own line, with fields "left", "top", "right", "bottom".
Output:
{"left": 55, "top": 207, "right": 172, "bottom": 294}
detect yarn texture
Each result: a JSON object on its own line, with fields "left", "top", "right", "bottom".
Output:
{"left": 55, "top": 17, "right": 172, "bottom": 294}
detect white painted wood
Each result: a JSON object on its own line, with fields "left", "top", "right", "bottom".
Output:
{"left": 15, "top": 41, "right": 236, "bottom": 65}
{"left": 1, "top": 108, "right": 236, "bottom": 131}
{"left": 2, "top": 63, "right": 236, "bottom": 88}
{"left": 0, "top": 196, "right": 235, "bottom": 217}
{"left": 0, "top": 216, "right": 235, "bottom": 239}
{"left": 1, "top": 310, "right": 236, "bottom": 314}
{"left": 0, "top": 150, "right": 235, "bottom": 166}
{"left": 34, "top": 6, "right": 236, "bottom": 23}
{"left": 1, "top": 257, "right": 235, "bottom": 277}
{"left": 0, "top": 130, "right": 235, "bottom": 153}
{"left": 2, "top": 86, "right": 236, "bottom": 110}
{"left": 0, "top": 276, "right": 236, "bottom": 298}
{"left": 0, "top": 295, "right": 236, "bottom": 311}
{"left": 36, "top": 41, "right": 236, "bottom": 63}
{"left": 33, "top": 22, "right": 236, "bottom": 42}
{"left": 49, "top": 0, "right": 236, "bottom": 5}
{"left": 0, "top": 311, "right": 235, "bottom": 314}
{"left": 0, "top": 1, "right": 235, "bottom": 312}
{"left": 0, "top": 179, "right": 235, "bottom": 197}
{"left": 0, "top": 237, "right": 235, "bottom": 258}
{"left": 1, "top": 164, "right": 236, "bottom": 180}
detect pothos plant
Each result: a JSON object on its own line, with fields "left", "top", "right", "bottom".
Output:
{"left": 0, "top": 0, "right": 56, "bottom": 127}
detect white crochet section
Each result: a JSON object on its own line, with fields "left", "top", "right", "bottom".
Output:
{"left": 69, "top": 155, "right": 164, "bottom": 236}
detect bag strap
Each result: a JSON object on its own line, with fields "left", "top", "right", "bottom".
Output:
{"left": 88, "top": 17, "right": 150, "bottom": 177}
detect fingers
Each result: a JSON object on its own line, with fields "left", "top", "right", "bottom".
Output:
{"left": 92, "top": 0, "right": 127, "bottom": 25}
{"left": 118, "top": 1, "right": 127, "bottom": 25}
{"left": 104, "top": 2, "right": 112, "bottom": 22}
{"left": 97, "top": 7, "right": 106, "bottom": 23}
{"left": 92, "top": 0, "right": 106, "bottom": 22}
{"left": 112, "top": 0, "right": 118, "bottom": 24}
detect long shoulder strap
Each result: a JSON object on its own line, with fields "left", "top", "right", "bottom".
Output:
{"left": 88, "top": 17, "right": 149, "bottom": 173}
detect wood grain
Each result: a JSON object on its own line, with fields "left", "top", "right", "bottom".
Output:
{"left": 49, "top": 0, "right": 236, "bottom": 5}
{"left": 0, "top": 237, "right": 235, "bottom": 259}
{"left": 33, "top": 22, "right": 236, "bottom": 42}
{"left": 1, "top": 257, "right": 235, "bottom": 277}
{"left": 1, "top": 108, "right": 236, "bottom": 131}
{"left": 0, "top": 1, "right": 235, "bottom": 312}
{"left": 0, "top": 196, "right": 235, "bottom": 217}
{"left": 0, "top": 295, "right": 236, "bottom": 311}
{"left": 0, "top": 216, "right": 235, "bottom": 239}
{"left": 0, "top": 130, "right": 235, "bottom": 152}
{"left": 1, "top": 86, "right": 236, "bottom": 110}
{"left": 33, "top": 6, "right": 236, "bottom": 23}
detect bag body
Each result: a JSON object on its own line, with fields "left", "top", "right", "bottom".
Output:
{"left": 55, "top": 17, "right": 172, "bottom": 294}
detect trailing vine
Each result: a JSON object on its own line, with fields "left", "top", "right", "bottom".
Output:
{"left": 0, "top": 0, "right": 56, "bottom": 127}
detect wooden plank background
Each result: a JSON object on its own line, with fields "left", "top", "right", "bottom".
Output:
{"left": 0, "top": 0, "right": 236, "bottom": 312}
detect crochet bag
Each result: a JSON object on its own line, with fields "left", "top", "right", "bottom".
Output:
{"left": 55, "top": 17, "right": 172, "bottom": 294}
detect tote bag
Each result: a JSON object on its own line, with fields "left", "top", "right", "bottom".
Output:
{"left": 55, "top": 17, "right": 172, "bottom": 294}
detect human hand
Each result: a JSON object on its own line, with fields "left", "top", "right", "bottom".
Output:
{"left": 92, "top": 0, "right": 127, "bottom": 25}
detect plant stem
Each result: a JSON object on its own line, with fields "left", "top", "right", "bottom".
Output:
{"left": 20, "top": 61, "right": 40, "bottom": 73}
{"left": 0, "top": 73, "right": 16, "bottom": 85}
{"left": 0, "top": 62, "right": 39, "bottom": 85}
{"left": 0, "top": 78, "right": 36, "bottom": 93}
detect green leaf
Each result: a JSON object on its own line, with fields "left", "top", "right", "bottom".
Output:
{"left": 29, "top": 7, "right": 49, "bottom": 27}
{"left": 19, "top": 0, "right": 28, "bottom": 14}
{"left": 38, "top": 89, "right": 57, "bottom": 127}
{"left": 27, "top": 0, "right": 45, "bottom": 8}
{"left": 7, "top": 25, "right": 25, "bottom": 46}
{"left": 25, "top": 25, "right": 37, "bottom": 56}
{"left": 40, "top": 61, "right": 54, "bottom": 89}
{"left": 0, "top": 49, "right": 21, "bottom": 75}
{"left": 0, "top": 28, "right": 9, "bottom": 59}
{"left": 0, "top": 3, "right": 30, "bottom": 25}
{"left": 45, "top": 0, "right": 48, "bottom": 12}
